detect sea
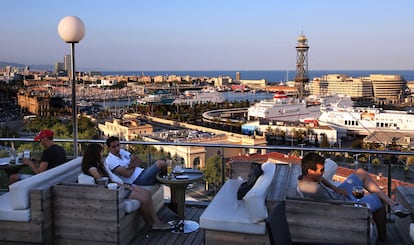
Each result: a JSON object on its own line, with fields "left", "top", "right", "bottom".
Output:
{"left": 95, "top": 69, "right": 414, "bottom": 107}
{"left": 101, "top": 70, "right": 414, "bottom": 83}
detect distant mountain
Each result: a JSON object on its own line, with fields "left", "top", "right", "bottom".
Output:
{"left": 0, "top": 61, "right": 54, "bottom": 71}
{"left": 29, "top": 64, "right": 54, "bottom": 71}
{"left": 0, "top": 61, "right": 26, "bottom": 68}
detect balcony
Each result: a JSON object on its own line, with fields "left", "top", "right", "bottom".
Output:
{"left": 0, "top": 138, "right": 413, "bottom": 244}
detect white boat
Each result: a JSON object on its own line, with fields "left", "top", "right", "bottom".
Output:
{"left": 247, "top": 91, "right": 321, "bottom": 122}
{"left": 318, "top": 99, "right": 414, "bottom": 135}
{"left": 173, "top": 88, "right": 224, "bottom": 105}
{"left": 136, "top": 90, "right": 176, "bottom": 105}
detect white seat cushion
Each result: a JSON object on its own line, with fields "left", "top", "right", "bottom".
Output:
{"left": 200, "top": 179, "right": 266, "bottom": 235}
{"left": 124, "top": 199, "right": 141, "bottom": 213}
{"left": 0, "top": 193, "right": 30, "bottom": 222}
{"left": 243, "top": 161, "right": 276, "bottom": 223}
{"left": 78, "top": 173, "right": 96, "bottom": 184}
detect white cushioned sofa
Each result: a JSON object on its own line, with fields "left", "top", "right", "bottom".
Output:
{"left": 201, "top": 161, "right": 373, "bottom": 245}
{"left": 200, "top": 161, "right": 276, "bottom": 245}
{"left": 0, "top": 156, "right": 83, "bottom": 244}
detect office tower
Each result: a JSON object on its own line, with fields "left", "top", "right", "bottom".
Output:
{"left": 64, "top": 54, "right": 71, "bottom": 77}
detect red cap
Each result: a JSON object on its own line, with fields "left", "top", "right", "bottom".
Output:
{"left": 34, "top": 129, "right": 54, "bottom": 141}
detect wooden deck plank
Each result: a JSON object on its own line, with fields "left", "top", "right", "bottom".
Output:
{"left": 134, "top": 204, "right": 205, "bottom": 245}
{"left": 132, "top": 204, "right": 404, "bottom": 245}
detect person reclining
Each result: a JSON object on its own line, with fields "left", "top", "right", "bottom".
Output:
{"left": 298, "top": 152, "right": 410, "bottom": 217}
{"left": 297, "top": 152, "right": 410, "bottom": 241}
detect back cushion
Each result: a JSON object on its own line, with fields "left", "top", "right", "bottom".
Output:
{"left": 243, "top": 162, "right": 276, "bottom": 223}
{"left": 237, "top": 162, "right": 263, "bottom": 200}
{"left": 9, "top": 157, "right": 82, "bottom": 210}
{"left": 322, "top": 158, "right": 338, "bottom": 183}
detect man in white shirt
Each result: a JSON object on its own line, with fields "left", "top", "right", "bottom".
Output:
{"left": 105, "top": 136, "right": 166, "bottom": 185}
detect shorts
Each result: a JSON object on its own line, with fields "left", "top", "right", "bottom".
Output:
{"left": 338, "top": 174, "right": 383, "bottom": 212}
{"left": 133, "top": 164, "right": 160, "bottom": 186}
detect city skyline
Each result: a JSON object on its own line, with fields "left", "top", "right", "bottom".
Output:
{"left": 2, "top": 1, "right": 414, "bottom": 71}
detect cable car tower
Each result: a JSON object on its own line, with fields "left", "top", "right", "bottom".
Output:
{"left": 295, "top": 33, "right": 309, "bottom": 99}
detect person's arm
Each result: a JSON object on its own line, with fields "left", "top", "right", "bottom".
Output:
{"left": 112, "top": 165, "right": 135, "bottom": 177}
{"left": 88, "top": 167, "right": 103, "bottom": 179}
{"left": 22, "top": 158, "right": 48, "bottom": 174}
{"left": 112, "top": 154, "right": 142, "bottom": 178}
{"left": 321, "top": 177, "right": 348, "bottom": 196}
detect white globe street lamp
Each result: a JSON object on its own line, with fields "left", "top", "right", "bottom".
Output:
{"left": 58, "top": 16, "right": 85, "bottom": 157}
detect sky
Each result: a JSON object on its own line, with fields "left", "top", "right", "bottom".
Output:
{"left": 2, "top": 1, "right": 414, "bottom": 71}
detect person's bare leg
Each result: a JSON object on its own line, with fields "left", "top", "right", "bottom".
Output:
{"left": 128, "top": 189, "right": 155, "bottom": 225}
{"left": 129, "top": 186, "right": 165, "bottom": 227}
{"left": 354, "top": 168, "right": 396, "bottom": 206}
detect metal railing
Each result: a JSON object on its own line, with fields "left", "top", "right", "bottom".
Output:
{"left": 1, "top": 137, "right": 414, "bottom": 196}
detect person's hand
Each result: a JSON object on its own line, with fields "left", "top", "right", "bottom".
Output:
{"left": 129, "top": 155, "right": 142, "bottom": 168}
{"left": 22, "top": 157, "right": 32, "bottom": 166}
{"left": 123, "top": 184, "right": 133, "bottom": 191}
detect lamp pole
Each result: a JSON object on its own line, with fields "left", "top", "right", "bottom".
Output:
{"left": 70, "top": 42, "right": 77, "bottom": 156}
{"left": 58, "top": 16, "right": 85, "bottom": 157}
{"left": 217, "top": 149, "right": 225, "bottom": 185}
{"left": 354, "top": 153, "right": 361, "bottom": 169}
{"left": 298, "top": 143, "right": 305, "bottom": 158}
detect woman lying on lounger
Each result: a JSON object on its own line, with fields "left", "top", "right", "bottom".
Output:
{"left": 81, "top": 143, "right": 170, "bottom": 230}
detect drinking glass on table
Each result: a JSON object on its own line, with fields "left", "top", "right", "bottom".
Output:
{"left": 23, "top": 150, "right": 31, "bottom": 159}
{"left": 352, "top": 186, "right": 365, "bottom": 207}
{"left": 166, "top": 160, "right": 173, "bottom": 175}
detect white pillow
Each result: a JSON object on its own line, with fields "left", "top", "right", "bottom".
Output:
{"left": 78, "top": 173, "right": 95, "bottom": 185}
{"left": 243, "top": 162, "right": 276, "bottom": 223}
{"left": 322, "top": 158, "right": 338, "bottom": 183}
{"left": 124, "top": 199, "right": 141, "bottom": 213}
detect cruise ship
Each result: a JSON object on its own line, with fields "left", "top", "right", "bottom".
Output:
{"left": 318, "top": 100, "right": 414, "bottom": 135}
{"left": 173, "top": 88, "right": 224, "bottom": 105}
{"left": 247, "top": 91, "right": 321, "bottom": 122}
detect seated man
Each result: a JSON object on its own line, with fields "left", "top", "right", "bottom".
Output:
{"left": 104, "top": 136, "right": 166, "bottom": 186}
{"left": 297, "top": 152, "right": 410, "bottom": 217}
{"left": 9, "top": 129, "right": 67, "bottom": 184}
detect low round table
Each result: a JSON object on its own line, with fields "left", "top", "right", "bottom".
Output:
{"left": 156, "top": 169, "right": 204, "bottom": 233}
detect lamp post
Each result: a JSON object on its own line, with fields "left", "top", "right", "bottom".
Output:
{"left": 354, "top": 153, "right": 361, "bottom": 169}
{"left": 298, "top": 143, "right": 305, "bottom": 158}
{"left": 58, "top": 16, "right": 85, "bottom": 157}
{"left": 217, "top": 150, "right": 225, "bottom": 185}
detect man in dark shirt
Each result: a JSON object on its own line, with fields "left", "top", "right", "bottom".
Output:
{"left": 8, "top": 129, "right": 67, "bottom": 184}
